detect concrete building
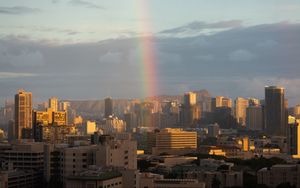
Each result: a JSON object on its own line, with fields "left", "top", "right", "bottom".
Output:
{"left": 85, "top": 121, "right": 96, "bottom": 135}
{"left": 32, "top": 109, "right": 70, "bottom": 143}
{"left": 246, "top": 105, "right": 263, "bottom": 131}
{"left": 152, "top": 128, "right": 197, "bottom": 155}
{"left": 264, "top": 86, "right": 286, "bottom": 136}
{"left": 0, "top": 142, "right": 44, "bottom": 188}
{"left": 2, "top": 142, "right": 44, "bottom": 171}
{"left": 65, "top": 167, "right": 123, "bottom": 188}
{"left": 180, "top": 92, "right": 200, "bottom": 128}
{"left": 104, "top": 97, "right": 113, "bottom": 118}
{"left": 288, "top": 116, "right": 300, "bottom": 158}
{"left": 257, "top": 164, "right": 300, "bottom": 188}
{"left": 211, "top": 96, "right": 232, "bottom": 112}
{"left": 49, "top": 97, "right": 58, "bottom": 112}
{"left": 207, "top": 123, "right": 220, "bottom": 138}
{"left": 140, "top": 173, "right": 205, "bottom": 188}
{"left": 234, "top": 97, "right": 249, "bottom": 127}
{"left": 15, "top": 90, "right": 32, "bottom": 139}
{"left": 99, "top": 116, "right": 126, "bottom": 134}
{"left": 44, "top": 134, "right": 137, "bottom": 185}
{"left": 0, "top": 170, "right": 42, "bottom": 188}
{"left": 185, "top": 170, "right": 243, "bottom": 188}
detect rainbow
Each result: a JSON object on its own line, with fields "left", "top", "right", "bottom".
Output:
{"left": 135, "top": 0, "right": 159, "bottom": 98}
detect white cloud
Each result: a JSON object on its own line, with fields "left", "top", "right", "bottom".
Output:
{"left": 0, "top": 72, "right": 36, "bottom": 78}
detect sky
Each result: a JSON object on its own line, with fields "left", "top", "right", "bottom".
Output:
{"left": 0, "top": 0, "right": 300, "bottom": 105}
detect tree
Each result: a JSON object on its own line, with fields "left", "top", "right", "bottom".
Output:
{"left": 212, "top": 176, "right": 221, "bottom": 188}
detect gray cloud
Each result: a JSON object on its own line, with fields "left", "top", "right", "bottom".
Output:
{"left": 0, "top": 6, "right": 40, "bottom": 15}
{"left": 1, "top": 22, "right": 300, "bottom": 105}
{"left": 69, "top": 0, "right": 104, "bottom": 9}
{"left": 229, "top": 49, "right": 256, "bottom": 62}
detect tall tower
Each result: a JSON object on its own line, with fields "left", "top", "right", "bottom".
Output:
{"left": 104, "top": 97, "right": 113, "bottom": 118}
{"left": 288, "top": 116, "right": 300, "bottom": 158}
{"left": 49, "top": 97, "right": 58, "bottom": 112}
{"left": 184, "top": 92, "right": 197, "bottom": 106}
{"left": 264, "top": 86, "right": 286, "bottom": 136}
{"left": 234, "top": 97, "right": 249, "bottom": 126}
{"left": 180, "top": 92, "right": 200, "bottom": 128}
{"left": 15, "top": 89, "right": 32, "bottom": 139}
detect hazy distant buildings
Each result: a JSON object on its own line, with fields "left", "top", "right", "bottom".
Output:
{"left": 180, "top": 92, "right": 200, "bottom": 128}
{"left": 48, "top": 97, "right": 58, "bottom": 112}
{"left": 104, "top": 97, "right": 113, "bottom": 118}
{"left": 99, "top": 116, "right": 126, "bottom": 134}
{"left": 124, "top": 112, "right": 138, "bottom": 131}
{"left": 234, "top": 97, "right": 249, "bottom": 127}
{"left": 0, "top": 100, "right": 14, "bottom": 125}
{"left": 207, "top": 123, "right": 220, "bottom": 138}
{"left": 211, "top": 96, "right": 232, "bottom": 111}
{"left": 14, "top": 90, "right": 32, "bottom": 139}
{"left": 264, "top": 86, "right": 286, "bottom": 136}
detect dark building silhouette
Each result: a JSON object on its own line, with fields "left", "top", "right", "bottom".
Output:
{"left": 264, "top": 86, "right": 286, "bottom": 136}
{"left": 104, "top": 97, "right": 113, "bottom": 118}
{"left": 180, "top": 92, "right": 200, "bottom": 128}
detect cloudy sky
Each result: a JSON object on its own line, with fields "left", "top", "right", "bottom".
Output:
{"left": 0, "top": 0, "right": 300, "bottom": 105}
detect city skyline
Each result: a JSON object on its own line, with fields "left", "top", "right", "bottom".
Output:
{"left": 1, "top": 2, "right": 300, "bottom": 188}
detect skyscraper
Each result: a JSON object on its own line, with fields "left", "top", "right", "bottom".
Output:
{"left": 180, "top": 92, "right": 200, "bottom": 128}
{"left": 264, "top": 86, "right": 286, "bottom": 136}
{"left": 234, "top": 97, "right": 249, "bottom": 126}
{"left": 104, "top": 97, "right": 113, "bottom": 118}
{"left": 246, "top": 105, "right": 263, "bottom": 131}
{"left": 184, "top": 92, "right": 197, "bottom": 106}
{"left": 288, "top": 116, "right": 300, "bottom": 158}
{"left": 49, "top": 97, "right": 58, "bottom": 112}
{"left": 211, "top": 96, "right": 232, "bottom": 112}
{"left": 15, "top": 89, "right": 32, "bottom": 139}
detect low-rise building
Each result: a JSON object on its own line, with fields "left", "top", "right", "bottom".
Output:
{"left": 257, "top": 164, "right": 300, "bottom": 188}
{"left": 65, "top": 168, "right": 123, "bottom": 188}
{"left": 185, "top": 170, "right": 243, "bottom": 188}
{"left": 139, "top": 172, "right": 205, "bottom": 188}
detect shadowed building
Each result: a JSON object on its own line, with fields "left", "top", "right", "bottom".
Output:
{"left": 104, "top": 97, "right": 113, "bottom": 118}
{"left": 264, "top": 86, "right": 286, "bottom": 136}
{"left": 180, "top": 92, "right": 200, "bottom": 128}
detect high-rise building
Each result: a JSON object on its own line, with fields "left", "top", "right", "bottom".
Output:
{"left": 246, "top": 106, "right": 263, "bottom": 131}
{"left": 14, "top": 89, "right": 32, "bottom": 139}
{"left": 264, "top": 86, "right": 286, "bottom": 136}
{"left": 184, "top": 92, "right": 197, "bottom": 106}
{"left": 293, "top": 105, "right": 300, "bottom": 119}
{"left": 49, "top": 97, "right": 58, "bottom": 112}
{"left": 59, "top": 101, "right": 70, "bottom": 111}
{"left": 211, "top": 96, "right": 232, "bottom": 112}
{"left": 234, "top": 97, "right": 249, "bottom": 126}
{"left": 288, "top": 116, "right": 300, "bottom": 158}
{"left": 104, "top": 97, "right": 113, "bottom": 118}
{"left": 180, "top": 92, "right": 200, "bottom": 128}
